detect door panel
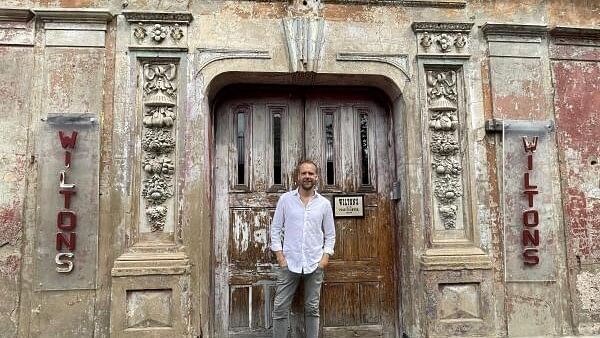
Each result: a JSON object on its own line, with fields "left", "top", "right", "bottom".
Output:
{"left": 214, "top": 88, "right": 397, "bottom": 337}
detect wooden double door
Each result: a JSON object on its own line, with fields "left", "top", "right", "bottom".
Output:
{"left": 213, "top": 87, "right": 398, "bottom": 337}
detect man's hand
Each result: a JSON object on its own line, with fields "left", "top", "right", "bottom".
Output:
{"left": 275, "top": 251, "right": 287, "bottom": 268}
{"left": 318, "top": 254, "right": 330, "bottom": 269}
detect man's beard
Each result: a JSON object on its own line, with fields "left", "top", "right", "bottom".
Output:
{"left": 300, "top": 179, "right": 315, "bottom": 191}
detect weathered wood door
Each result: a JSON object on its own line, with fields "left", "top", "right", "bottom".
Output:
{"left": 214, "top": 87, "right": 398, "bottom": 337}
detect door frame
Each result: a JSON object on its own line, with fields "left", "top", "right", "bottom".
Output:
{"left": 209, "top": 83, "right": 404, "bottom": 337}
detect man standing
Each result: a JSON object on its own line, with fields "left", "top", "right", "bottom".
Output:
{"left": 271, "top": 160, "right": 336, "bottom": 338}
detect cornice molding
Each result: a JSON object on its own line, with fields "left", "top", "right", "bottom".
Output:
{"left": 481, "top": 22, "right": 548, "bottom": 37}
{"left": 196, "top": 48, "right": 271, "bottom": 72}
{"left": 0, "top": 8, "right": 33, "bottom": 22}
{"left": 32, "top": 8, "right": 113, "bottom": 23}
{"left": 122, "top": 10, "right": 193, "bottom": 24}
{"left": 550, "top": 26, "right": 600, "bottom": 40}
{"left": 412, "top": 21, "right": 474, "bottom": 33}
{"left": 337, "top": 52, "right": 410, "bottom": 79}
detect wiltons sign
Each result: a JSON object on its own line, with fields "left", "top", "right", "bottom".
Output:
{"left": 522, "top": 136, "right": 540, "bottom": 265}
{"left": 55, "top": 131, "right": 78, "bottom": 272}
{"left": 35, "top": 113, "right": 99, "bottom": 290}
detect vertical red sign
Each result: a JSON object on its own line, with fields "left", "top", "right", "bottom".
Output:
{"left": 522, "top": 136, "right": 540, "bottom": 265}
{"left": 55, "top": 131, "right": 78, "bottom": 273}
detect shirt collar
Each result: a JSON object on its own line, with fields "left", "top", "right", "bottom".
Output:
{"left": 293, "top": 188, "right": 320, "bottom": 199}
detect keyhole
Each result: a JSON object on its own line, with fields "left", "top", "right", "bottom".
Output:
{"left": 302, "top": 0, "right": 307, "bottom": 5}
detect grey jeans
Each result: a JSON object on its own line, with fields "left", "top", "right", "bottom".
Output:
{"left": 272, "top": 266, "right": 324, "bottom": 338}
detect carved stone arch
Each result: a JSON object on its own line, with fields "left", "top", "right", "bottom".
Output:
{"left": 190, "top": 52, "right": 417, "bottom": 336}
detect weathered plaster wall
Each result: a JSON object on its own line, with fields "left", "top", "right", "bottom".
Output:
{"left": 0, "top": 1, "right": 597, "bottom": 338}
{"left": 0, "top": 45, "right": 33, "bottom": 338}
{"left": 551, "top": 35, "right": 600, "bottom": 334}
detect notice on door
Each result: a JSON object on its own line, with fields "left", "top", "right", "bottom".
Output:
{"left": 34, "top": 113, "right": 99, "bottom": 290}
{"left": 333, "top": 195, "right": 364, "bottom": 217}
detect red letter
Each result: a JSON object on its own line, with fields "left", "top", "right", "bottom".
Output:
{"left": 65, "top": 151, "right": 71, "bottom": 167}
{"left": 522, "top": 136, "right": 538, "bottom": 153}
{"left": 527, "top": 154, "right": 533, "bottom": 170}
{"left": 56, "top": 232, "right": 76, "bottom": 251}
{"left": 523, "top": 190, "right": 538, "bottom": 207}
{"left": 522, "top": 229, "right": 540, "bottom": 246}
{"left": 57, "top": 211, "right": 77, "bottom": 230}
{"left": 59, "top": 190, "right": 76, "bottom": 209}
{"left": 523, "top": 209, "right": 539, "bottom": 227}
{"left": 59, "top": 131, "right": 78, "bottom": 149}
{"left": 523, "top": 248, "right": 540, "bottom": 265}
{"left": 524, "top": 173, "right": 537, "bottom": 190}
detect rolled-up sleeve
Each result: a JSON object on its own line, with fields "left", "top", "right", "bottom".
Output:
{"left": 322, "top": 201, "right": 336, "bottom": 256}
{"left": 270, "top": 198, "right": 285, "bottom": 252}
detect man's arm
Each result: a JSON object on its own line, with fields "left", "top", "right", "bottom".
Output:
{"left": 320, "top": 201, "right": 336, "bottom": 268}
{"left": 270, "top": 197, "right": 287, "bottom": 267}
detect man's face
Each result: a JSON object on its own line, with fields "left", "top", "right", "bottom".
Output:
{"left": 297, "top": 163, "right": 318, "bottom": 191}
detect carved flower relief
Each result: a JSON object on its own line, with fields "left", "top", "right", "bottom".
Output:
{"left": 434, "top": 176, "right": 462, "bottom": 204}
{"left": 426, "top": 70, "right": 457, "bottom": 103}
{"left": 438, "top": 204, "right": 458, "bottom": 229}
{"left": 437, "top": 33, "right": 452, "bottom": 52}
{"left": 429, "top": 111, "right": 458, "bottom": 131}
{"left": 143, "top": 156, "right": 175, "bottom": 176}
{"left": 420, "top": 32, "right": 433, "bottom": 49}
{"left": 143, "top": 64, "right": 177, "bottom": 98}
{"left": 142, "top": 174, "right": 174, "bottom": 205}
{"left": 430, "top": 132, "right": 459, "bottom": 155}
{"left": 150, "top": 23, "right": 168, "bottom": 42}
{"left": 454, "top": 32, "right": 466, "bottom": 49}
{"left": 170, "top": 23, "right": 184, "bottom": 41}
{"left": 142, "top": 129, "right": 176, "bottom": 154}
{"left": 133, "top": 22, "right": 147, "bottom": 42}
{"left": 146, "top": 205, "right": 167, "bottom": 232}
{"left": 432, "top": 156, "right": 461, "bottom": 176}
{"left": 143, "top": 106, "right": 176, "bottom": 128}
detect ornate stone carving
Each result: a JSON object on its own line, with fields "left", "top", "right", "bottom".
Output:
{"left": 420, "top": 32, "right": 433, "bottom": 48}
{"left": 140, "top": 62, "right": 178, "bottom": 232}
{"left": 412, "top": 22, "right": 473, "bottom": 55}
{"left": 283, "top": 1, "right": 325, "bottom": 73}
{"left": 133, "top": 23, "right": 147, "bottom": 42}
{"left": 124, "top": 11, "right": 192, "bottom": 48}
{"left": 426, "top": 69, "right": 464, "bottom": 229}
{"left": 427, "top": 70, "right": 457, "bottom": 111}
{"left": 170, "top": 24, "right": 184, "bottom": 41}
{"left": 143, "top": 63, "right": 177, "bottom": 106}
{"left": 419, "top": 32, "right": 469, "bottom": 53}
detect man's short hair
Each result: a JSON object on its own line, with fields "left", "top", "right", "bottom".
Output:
{"left": 295, "top": 159, "right": 319, "bottom": 176}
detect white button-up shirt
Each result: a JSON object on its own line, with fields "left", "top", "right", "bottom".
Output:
{"left": 270, "top": 189, "right": 336, "bottom": 274}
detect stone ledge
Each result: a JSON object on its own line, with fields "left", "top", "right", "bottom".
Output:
{"left": 0, "top": 8, "right": 33, "bottom": 22}
{"left": 481, "top": 22, "right": 548, "bottom": 37}
{"left": 550, "top": 26, "right": 600, "bottom": 40}
{"left": 112, "top": 252, "right": 191, "bottom": 276}
{"left": 421, "top": 247, "right": 492, "bottom": 271}
{"left": 412, "top": 21, "right": 473, "bottom": 33}
{"left": 122, "top": 10, "right": 193, "bottom": 24}
{"left": 32, "top": 8, "right": 113, "bottom": 23}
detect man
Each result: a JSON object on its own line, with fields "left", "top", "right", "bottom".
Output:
{"left": 270, "top": 160, "right": 336, "bottom": 338}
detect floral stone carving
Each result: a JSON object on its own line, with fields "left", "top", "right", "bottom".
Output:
{"left": 141, "top": 63, "right": 178, "bottom": 232}
{"left": 419, "top": 31, "right": 469, "bottom": 53}
{"left": 427, "top": 69, "right": 464, "bottom": 230}
{"left": 131, "top": 22, "right": 186, "bottom": 45}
